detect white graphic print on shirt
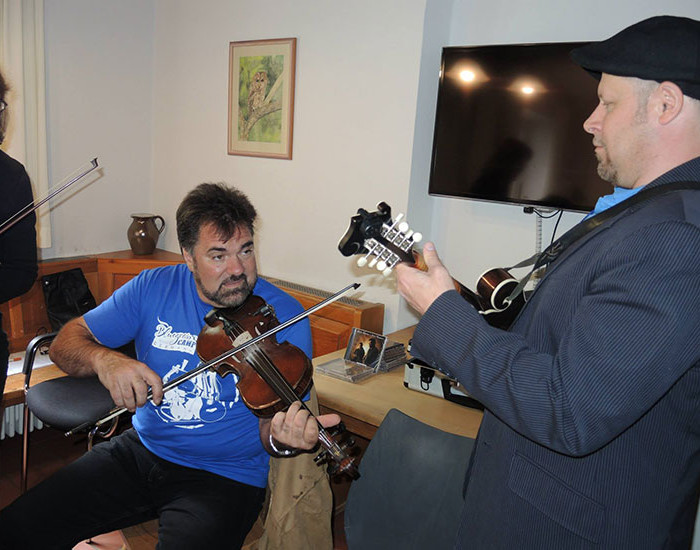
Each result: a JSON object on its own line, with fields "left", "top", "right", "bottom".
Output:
{"left": 150, "top": 320, "right": 240, "bottom": 428}
{"left": 152, "top": 318, "right": 198, "bottom": 354}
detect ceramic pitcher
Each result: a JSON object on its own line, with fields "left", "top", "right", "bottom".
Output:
{"left": 127, "top": 213, "right": 165, "bottom": 255}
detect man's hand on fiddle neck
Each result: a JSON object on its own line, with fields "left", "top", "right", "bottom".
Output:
{"left": 395, "top": 241, "right": 454, "bottom": 315}
{"left": 263, "top": 401, "right": 341, "bottom": 454}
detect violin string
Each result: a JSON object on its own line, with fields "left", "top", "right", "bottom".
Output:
{"left": 227, "top": 320, "right": 301, "bottom": 406}
{"left": 227, "top": 317, "right": 350, "bottom": 463}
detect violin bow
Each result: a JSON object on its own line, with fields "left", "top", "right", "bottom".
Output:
{"left": 0, "top": 157, "right": 99, "bottom": 236}
{"left": 66, "top": 281, "right": 361, "bottom": 435}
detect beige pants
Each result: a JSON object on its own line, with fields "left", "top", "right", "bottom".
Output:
{"left": 244, "top": 387, "right": 334, "bottom": 550}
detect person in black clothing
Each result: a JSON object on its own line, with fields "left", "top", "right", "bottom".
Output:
{"left": 352, "top": 342, "right": 365, "bottom": 363}
{"left": 364, "top": 337, "right": 380, "bottom": 367}
{"left": 0, "top": 68, "right": 38, "bottom": 397}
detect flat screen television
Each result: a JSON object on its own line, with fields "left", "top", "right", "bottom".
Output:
{"left": 428, "top": 42, "right": 611, "bottom": 212}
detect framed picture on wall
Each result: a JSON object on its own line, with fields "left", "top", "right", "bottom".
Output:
{"left": 228, "top": 37, "right": 297, "bottom": 159}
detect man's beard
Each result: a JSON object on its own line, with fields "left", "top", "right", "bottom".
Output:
{"left": 596, "top": 155, "right": 618, "bottom": 185}
{"left": 196, "top": 273, "right": 256, "bottom": 308}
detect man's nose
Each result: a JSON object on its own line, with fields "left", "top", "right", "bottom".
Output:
{"left": 583, "top": 103, "right": 603, "bottom": 135}
{"left": 225, "top": 255, "right": 244, "bottom": 276}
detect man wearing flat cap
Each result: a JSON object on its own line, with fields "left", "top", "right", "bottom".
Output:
{"left": 396, "top": 15, "right": 700, "bottom": 549}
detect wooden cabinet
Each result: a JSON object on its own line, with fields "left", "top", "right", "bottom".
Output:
{"left": 1, "top": 249, "right": 183, "bottom": 353}
{"left": 92, "top": 249, "right": 184, "bottom": 303}
{"left": 1, "top": 250, "right": 384, "bottom": 358}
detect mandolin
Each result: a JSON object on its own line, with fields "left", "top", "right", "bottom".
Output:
{"left": 338, "top": 201, "right": 525, "bottom": 330}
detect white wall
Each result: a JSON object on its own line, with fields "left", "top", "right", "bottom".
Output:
{"left": 40, "top": 0, "right": 700, "bottom": 333}
{"left": 42, "top": 0, "right": 155, "bottom": 258}
{"left": 150, "top": 0, "right": 426, "bottom": 332}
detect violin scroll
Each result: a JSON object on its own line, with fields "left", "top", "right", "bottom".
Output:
{"left": 314, "top": 422, "right": 360, "bottom": 479}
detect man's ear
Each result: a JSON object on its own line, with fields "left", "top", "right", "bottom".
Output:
{"left": 656, "top": 81, "right": 684, "bottom": 125}
{"left": 182, "top": 248, "right": 195, "bottom": 272}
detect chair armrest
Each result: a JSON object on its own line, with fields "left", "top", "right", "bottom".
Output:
{"left": 22, "top": 332, "right": 58, "bottom": 391}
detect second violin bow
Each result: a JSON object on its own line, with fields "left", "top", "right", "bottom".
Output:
{"left": 0, "top": 157, "right": 99, "bottom": 236}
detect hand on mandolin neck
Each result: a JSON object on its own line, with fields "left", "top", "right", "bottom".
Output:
{"left": 408, "top": 243, "right": 484, "bottom": 311}
{"left": 395, "top": 242, "right": 457, "bottom": 315}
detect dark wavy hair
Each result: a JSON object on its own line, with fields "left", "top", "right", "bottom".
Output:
{"left": 176, "top": 183, "right": 257, "bottom": 253}
{"left": 0, "top": 69, "right": 8, "bottom": 101}
{"left": 0, "top": 69, "right": 9, "bottom": 144}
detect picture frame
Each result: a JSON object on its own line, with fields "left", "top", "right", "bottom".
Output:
{"left": 344, "top": 328, "right": 388, "bottom": 370}
{"left": 228, "top": 37, "right": 297, "bottom": 159}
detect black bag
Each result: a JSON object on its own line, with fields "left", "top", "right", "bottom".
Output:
{"left": 41, "top": 268, "right": 97, "bottom": 331}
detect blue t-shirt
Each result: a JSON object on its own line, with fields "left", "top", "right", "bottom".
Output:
{"left": 84, "top": 263, "right": 312, "bottom": 488}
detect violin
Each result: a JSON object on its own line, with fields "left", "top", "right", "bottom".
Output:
{"left": 68, "top": 283, "right": 361, "bottom": 479}
{"left": 198, "top": 296, "right": 313, "bottom": 417}
{"left": 199, "top": 295, "right": 360, "bottom": 479}
{"left": 338, "top": 202, "right": 525, "bottom": 329}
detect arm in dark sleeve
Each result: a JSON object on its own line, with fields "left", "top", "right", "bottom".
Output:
{"left": 412, "top": 221, "right": 700, "bottom": 456}
{"left": 0, "top": 159, "right": 38, "bottom": 303}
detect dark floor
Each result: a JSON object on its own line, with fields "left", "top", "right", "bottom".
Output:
{"left": 0, "top": 423, "right": 348, "bottom": 549}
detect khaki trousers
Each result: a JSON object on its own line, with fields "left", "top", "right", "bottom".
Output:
{"left": 244, "top": 387, "right": 334, "bottom": 550}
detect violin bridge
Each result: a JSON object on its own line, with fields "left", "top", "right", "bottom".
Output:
{"left": 232, "top": 331, "right": 252, "bottom": 348}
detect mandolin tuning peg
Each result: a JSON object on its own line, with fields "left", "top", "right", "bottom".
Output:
{"left": 368, "top": 257, "right": 378, "bottom": 268}
{"left": 412, "top": 232, "right": 423, "bottom": 243}
{"left": 376, "top": 260, "right": 387, "bottom": 272}
{"left": 382, "top": 266, "right": 393, "bottom": 277}
{"left": 357, "top": 257, "right": 368, "bottom": 267}
{"left": 398, "top": 221, "right": 409, "bottom": 233}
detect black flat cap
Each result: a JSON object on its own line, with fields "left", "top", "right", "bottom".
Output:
{"left": 571, "top": 15, "right": 700, "bottom": 100}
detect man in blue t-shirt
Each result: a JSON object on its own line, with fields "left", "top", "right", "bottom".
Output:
{"left": 0, "top": 183, "right": 340, "bottom": 549}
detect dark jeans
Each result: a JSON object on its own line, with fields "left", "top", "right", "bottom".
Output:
{"left": 0, "top": 429, "right": 265, "bottom": 550}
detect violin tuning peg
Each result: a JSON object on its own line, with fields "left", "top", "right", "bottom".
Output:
{"left": 412, "top": 232, "right": 423, "bottom": 243}
{"left": 357, "top": 256, "right": 368, "bottom": 267}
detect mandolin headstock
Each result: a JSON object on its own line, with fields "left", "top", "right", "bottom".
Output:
{"left": 338, "top": 202, "right": 422, "bottom": 276}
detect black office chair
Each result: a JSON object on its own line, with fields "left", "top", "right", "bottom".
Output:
{"left": 344, "top": 408, "right": 475, "bottom": 550}
{"left": 21, "top": 332, "right": 118, "bottom": 493}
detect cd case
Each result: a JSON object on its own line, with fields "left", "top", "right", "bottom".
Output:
{"left": 315, "top": 328, "right": 407, "bottom": 383}
{"left": 315, "top": 356, "right": 377, "bottom": 383}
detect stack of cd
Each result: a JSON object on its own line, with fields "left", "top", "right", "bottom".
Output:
{"left": 377, "top": 340, "right": 407, "bottom": 372}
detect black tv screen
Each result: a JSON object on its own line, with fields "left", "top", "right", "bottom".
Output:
{"left": 429, "top": 42, "right": 611, "bottom": 212}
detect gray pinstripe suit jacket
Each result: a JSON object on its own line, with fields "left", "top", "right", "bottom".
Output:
{"left": 412, "top": 157, "right": 700, "bottom": 549}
